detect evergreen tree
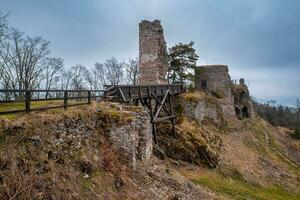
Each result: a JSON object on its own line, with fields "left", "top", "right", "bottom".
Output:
{"left": 168, "top": 41, "right": 199, "bottom": 84}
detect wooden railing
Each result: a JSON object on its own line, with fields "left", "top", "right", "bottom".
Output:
{"left": 0, "top": 84, "right": 187, "bottom": 116}
{"left": 0, "top": 89, "right": 105, "bottom": 115}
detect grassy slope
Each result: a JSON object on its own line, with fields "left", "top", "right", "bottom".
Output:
{"left": 173, "top": 109, "right": 300, "bottom": 200}
{"left": 177, "top": 117, "right": 300, "bottom": 199}
{"left": 0, "top": 100, "right": 88, "bottom": 119}
{"left": 192, "top": 173, "right": 300, "bottom": 200}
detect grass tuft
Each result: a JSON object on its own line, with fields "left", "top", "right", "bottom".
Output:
{"left": 193, "top": 174, "right": 300, "bottom": 200}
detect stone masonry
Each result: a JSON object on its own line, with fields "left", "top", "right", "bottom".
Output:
{"left": 139, "top": 20, "right": 168, "bottom": 85}
{"left": 107, "top": 106, "right": 153, "bottom": 169}
{"left": 195, "top": 65, "right": 232, "bottom": 99}
{"left": 195, "top": 65, "right": 254, "bottom": 119}
{"left": 232, "top": 79, "right": 255, "bottom": 119}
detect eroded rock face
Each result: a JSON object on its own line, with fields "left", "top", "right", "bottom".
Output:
{"left": 107, "top": 107, "right": 152, "bottom": 169}
{"left": 139, "top": 20, "right": 168, "bottom": 84}
{"left": 176, "top": 92, "right": 225, "bottom": 126}
{"left": 232, "top": 81, "right": 255, "bottom": 119}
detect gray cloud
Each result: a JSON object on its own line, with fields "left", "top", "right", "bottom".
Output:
{"left": 0, "top": 0, "right": 299, "bottom": 105}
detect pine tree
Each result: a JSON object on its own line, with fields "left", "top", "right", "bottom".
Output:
{"left": 168, "top": 41, "right": 199, "bottom": 84}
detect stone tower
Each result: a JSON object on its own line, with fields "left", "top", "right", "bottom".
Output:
{"left": 139, "top": 20, "right": 168, "bottom": 85}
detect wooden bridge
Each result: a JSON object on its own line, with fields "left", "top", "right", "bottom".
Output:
{"left": 104, "top": 84, "right": 186, "bottom": 143}
{"left": 0, "top": 84, "right": 186, "bottom": 144}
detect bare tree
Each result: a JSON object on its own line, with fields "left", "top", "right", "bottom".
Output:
{"left": 70, "top": 64, "right": 88, "bottom": 90}
{"left": 59, "top": 68, "right": 72, "bottom": 90}
{"left": 0, "top": 29, "right": 50, "bottom": 99}
{"left": 104, "top": 57, "right": 124, "bottom": 85}
{"left": 124, "top": 57, "right": 139, "bottom": 85}
{"left": 43, "top": 57, "right": 63, "bottom": 98}
{"left": 0, "top": 11, "right": 9, "bottom": 84}
{"left": 0, "top": 11, "right": 8, "bottom": 43}
{"left": 94, "top": 62, "right": 107, "bottom": 88}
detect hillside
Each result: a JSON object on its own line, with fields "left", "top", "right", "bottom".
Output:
{"left": 0, "top": 91, "right": 299, "bottom": 200}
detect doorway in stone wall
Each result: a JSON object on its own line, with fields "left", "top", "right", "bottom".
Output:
{"left": 201, "top": 80, "right": 207, "bottom": 90}
{"left": 235, "top": 107, "right": 241, "bottom": 119}
{"left": 242, "top": 107, "right": 249, "bottom": 118}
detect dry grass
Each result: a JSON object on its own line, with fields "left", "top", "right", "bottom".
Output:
{"left": 0, "top": 102, "right": 137, "bottom": 200}
{"left": 180, "top": 91, "right": 205, "bottom": 103}
{"left": 0, "top": 170, "right": 39, "bottom": 200}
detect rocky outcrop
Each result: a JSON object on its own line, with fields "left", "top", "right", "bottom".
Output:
{"left": 176, "top": 92, "right": 226, "bottom": 126}
{"left": 232, "top": 81, "right": 255, "bottom": 119}
{"left": 102, "top": 105, "right": 152, "bottom": 169}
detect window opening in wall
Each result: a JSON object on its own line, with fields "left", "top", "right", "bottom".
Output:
{"left": 201, "top": 80, "right": 207, "bottom": 89}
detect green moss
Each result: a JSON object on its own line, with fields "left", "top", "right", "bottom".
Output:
{"left": 175, "top": 104, "right": 183, "bottom": 115}
{"left": 82, "top": 177, "right": 93, "bottom": 189}
{"left": 193, "top": 175, "right": 300, "bottom": 200}
{"left": 291, "top": 129, "right": 300, "bottom": 140}
{"left": 0, "top": 133, "right": 5, "bottom": 146}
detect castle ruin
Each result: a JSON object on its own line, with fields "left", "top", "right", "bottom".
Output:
{"left": 138, "top": 20, "right": 255, "bottom": 120}
{"left": 195, "top": 65, "right": 255, "bottom": 119}
{"left": 195, "top": 65, "right": 232, "bottom": 99}
{"left": 139, "top": 20, "right": 168, "bottom": 85}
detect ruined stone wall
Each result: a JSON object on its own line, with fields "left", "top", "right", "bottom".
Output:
{"left": 232, "top": 82, "right": 255, "bottom": 119}
{"left": 195, "top": 65, "right": 232, "bottom": 99}
{"left": 139, "top": 20, "right": 168, "bottom": 85}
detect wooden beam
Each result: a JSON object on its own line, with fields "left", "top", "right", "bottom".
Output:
{"left": 151, "top": 93, "right": 172, "bottom": 116}
{"left": 153, "top": 89, "right": 170, "bottom": 121}
{"left": 152, "top": 115, "right": 176, "bottom": 123}
{"left": 118, "top": 87, "right": 127, "bottom": 102}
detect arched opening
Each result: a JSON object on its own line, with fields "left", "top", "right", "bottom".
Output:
{"left": 242, "top": 107, "right": 249, "bottom": 118}
{"left": 235, "top": 107, "right": 241, "bottom": 120}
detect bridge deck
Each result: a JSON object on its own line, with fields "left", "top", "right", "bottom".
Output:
{"left": 104, "top": 84, "right": 186, "bottom": 144}
{"left": 104, "top": 84, "right": 186, "bottom": 102}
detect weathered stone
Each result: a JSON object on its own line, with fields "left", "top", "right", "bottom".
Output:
{"left": 232, "top": 82, "right": 255, "bottom": 119}
{"left": 195, "top": 65, "right": 232, "bottom": 100}
{"left": 139, "top": 20, "right": 168, "bottom": 84}
{"left": 107, "top": 109, "right": 152, "bottom": 169}
{"left": 177, "top": 93, "right": 224, "bottom": 126}
{"left": 194, "top": 65, "right": 255, "bottom": 119}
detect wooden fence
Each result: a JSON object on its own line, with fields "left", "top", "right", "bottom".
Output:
{"left": 0, "top": 89, "right": 105, "bottom": 115}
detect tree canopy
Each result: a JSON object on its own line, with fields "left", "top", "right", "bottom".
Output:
{"left": 168, "top": 41, "right": 199, "bottom": 84}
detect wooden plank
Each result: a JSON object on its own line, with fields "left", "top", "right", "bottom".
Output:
{"left": 152, "top": 115, "right": 176, "bottom": 123}
{"left": 153, "top": 89, "right": 170, "bottom": 120}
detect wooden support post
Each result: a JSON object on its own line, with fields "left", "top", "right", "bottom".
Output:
{"left": 153, "top": 123, "right": 158, "bottom": 144}
{"left": 147, "top": 86, "right": 158, "bottom": 144}
{"left": 168, "top": 95, "right": 177, "bottom": 138}
{"left": 129, "top": 87, "right": 132, "bottom": 104}
{"left": 25, "top": 91, "right": 31, "bottom": 113}
{"left": 88, "top": 91, "right": 91, "bottom": 104}
{"left": 153, "top": 89, "right": 170, "bottom": 121}
{"left": 151, "top": 94, "right": 172, "bottom": 116}
{"left": 64, "top": 91, "right": 68, "bottom": 110}
{"left": 118, "top": 87, "right": 127, "bottom": 102}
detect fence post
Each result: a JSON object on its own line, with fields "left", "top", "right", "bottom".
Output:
{"left": 88, "top": 91, "right": 91, "bottom": 104}
{"left": 64, "top": 91, "right": 68, "bottom": 110}
{"left": 25, "top": 91, "right": 31, "bottom": 113}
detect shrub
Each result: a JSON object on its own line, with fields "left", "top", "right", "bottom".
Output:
{"left": 291, "top": 129, "right": 300, "bottom": 140}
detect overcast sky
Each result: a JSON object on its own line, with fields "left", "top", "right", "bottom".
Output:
{"left": 0, "top": 0, "right": 299, "bottom": 106}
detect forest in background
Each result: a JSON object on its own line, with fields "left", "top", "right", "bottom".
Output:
{"left": 254, "top": 99, "right": 300, "bottom": 138}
